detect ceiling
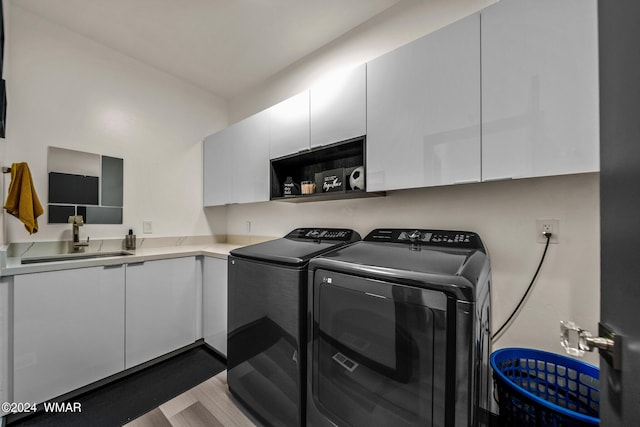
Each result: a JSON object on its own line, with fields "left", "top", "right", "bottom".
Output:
{"left": 12, "top": 0, "right": 404, "bottom": 100}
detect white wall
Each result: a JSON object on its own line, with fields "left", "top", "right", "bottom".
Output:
{"left": 227, "top": 0, "right": 601, "bottom": 363}
{"left": 0, "top": 277, "right": 9, "bottom": 414}
{"left": 3, "top": 5, "right": 228, "bottom": 243}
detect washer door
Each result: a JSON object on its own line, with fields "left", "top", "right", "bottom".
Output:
{"left": 310, "top": 269, "right": 449, "bottom": 427}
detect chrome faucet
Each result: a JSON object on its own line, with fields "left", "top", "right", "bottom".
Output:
{"left": 68, "top": 215, "right": 89, "bottom": 251}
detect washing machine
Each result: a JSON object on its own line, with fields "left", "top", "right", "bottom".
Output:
{"left": 306, "top": 228, "right": 492, "bottom": 427}
{"left": 227, "top": 228, "right": 361, "bottom": 427}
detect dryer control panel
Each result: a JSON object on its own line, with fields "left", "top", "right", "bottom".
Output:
{"left": 287, "top": 228, "right": 358, "bottom": 242}
{"left": 364, "top": 228, "right": 484, "bottom": 251}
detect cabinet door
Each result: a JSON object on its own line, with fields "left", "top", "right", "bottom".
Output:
{"left": 13, "top": 266, "right": 125, "bottom": 404}
{"left": 232, "top": 110, "right": 270, "bottom": 204}
{"left": 367, "top": 14, "right": 481, "bottom": 192}
{"left": 203, "top": 257, "right": 228, "bottom": 356}
{"left": 0, "top": 278, "right": 8, "bottom": 416}
{"left": 481, "top": 0, "right": 599, "bottom": 180}
{"left": 310, "top": 64, "right": 366, "bottom": 147}
{"left": 125, "top": 257, "right": 196, "bottom": 368}
{"left": 268, "top": 90, "right": 310, "bottom": 159}
{"left": 203, "top": 129, "right": 233, "bottom": 206}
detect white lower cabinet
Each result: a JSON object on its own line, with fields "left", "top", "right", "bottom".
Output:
{"left": 125, "top": 257, "right": 197, "bottom": 369}
{"left": 13, "top": 265, "right": 125, "bottom": 404}
{"left": 203, "top": 257, "right": 228, "bottom": 356}
{"left": 1, "top": 278, "right": 10, "bottom": 417}
{"left": 11, "top": 255, "right": 204, "bottom": 404}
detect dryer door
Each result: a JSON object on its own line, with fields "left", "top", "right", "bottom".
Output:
{"left": 309, "top": 269, "right": 450, "bottom": 427}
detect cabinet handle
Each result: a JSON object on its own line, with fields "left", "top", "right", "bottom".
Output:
{"left": 483, "top": 176, "right": 514, "bottom": 182}
{"left": 103, "top": 264, "right": 124, "bottom": 269}
{"left": 127, "top": 261, "right": 145, "bottom": 266}
{"left": 453, "top": 179, "right": 480, "bottom": 185}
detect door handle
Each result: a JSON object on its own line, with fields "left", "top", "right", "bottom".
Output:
{"left": 560, "top": 320, "right": 622, "bottom": 370}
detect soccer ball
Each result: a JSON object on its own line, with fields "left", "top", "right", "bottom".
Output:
{"left": 349, "top": 166, "right": 365, "bottom": 190}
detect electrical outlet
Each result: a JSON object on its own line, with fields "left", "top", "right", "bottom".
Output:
{"left": 536, "top": 219, "right": 559, "bottom": 243}
{"left": 143, "top": 220, "right": 153, "bottom": 234}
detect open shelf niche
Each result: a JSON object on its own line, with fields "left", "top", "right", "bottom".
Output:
{"left": 270, "top": 136, "right": 385, "bottom": 203}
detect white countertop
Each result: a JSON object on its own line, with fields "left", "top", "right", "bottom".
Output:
{"left": 1, "top": 242, "right": 244, "bottom": 276}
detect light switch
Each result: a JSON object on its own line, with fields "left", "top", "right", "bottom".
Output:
{"left": 143, "top": 220, "right": 153, "bottom": 234}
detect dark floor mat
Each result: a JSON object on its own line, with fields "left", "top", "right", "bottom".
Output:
{"left": 6, "top": 345, "right": 226, "bottom": 427}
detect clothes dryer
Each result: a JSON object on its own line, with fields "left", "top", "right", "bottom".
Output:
{"left": 306, "top": 229, "right": 492, "bottom": 427}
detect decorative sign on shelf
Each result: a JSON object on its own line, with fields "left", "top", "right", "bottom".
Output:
{"left": 317, "top": 168, "right": 344, "bottom": 193}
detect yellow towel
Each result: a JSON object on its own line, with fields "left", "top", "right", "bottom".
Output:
{"left": 4, "top": 162, "right": 44, "bottom": 234}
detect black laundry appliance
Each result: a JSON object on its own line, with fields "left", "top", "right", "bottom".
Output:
{"left": 227, "top": 228, "right": 361, "bottom": 427}
{"left": 306, "top": 229, "right": 492, "bottom": 427}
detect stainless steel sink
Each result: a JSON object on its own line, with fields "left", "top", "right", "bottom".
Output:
{"left": 21, "top": 251, "right": 134, "bottom": 264}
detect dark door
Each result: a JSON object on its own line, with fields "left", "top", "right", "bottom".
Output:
{"left": 227, "top": 257, "right": 305, "bottom": 427}
{"left": 599, "top": 1, "right": 640, "bottom": 424}
{"left": 309, "top": 269, "right": 449, "bottom": 427}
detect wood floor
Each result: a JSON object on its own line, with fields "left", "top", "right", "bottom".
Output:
{"left": 124, "top": 371, "right": 258, "bottom": 427}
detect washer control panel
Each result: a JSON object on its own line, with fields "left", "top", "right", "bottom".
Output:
{"left": 364, "top": 228, "right": 484, "bottom": 250}
{"left": 288, "top": 228, "right": 357, "bottom": 242}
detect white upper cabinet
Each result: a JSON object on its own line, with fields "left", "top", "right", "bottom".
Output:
{"left": 232, "top": 110, "right": 270, "bottom": 204}
{"left": 310, "top": 64, "right": 366, "bottom": 148}
{"left": 268, "top": 65, "right": 366, "bottom": 160}
{"left": 203, "top": 128, "right": 233, "bottom": 207}
{"left": 481, "top": 0, "right": 599, "bottom": 181}
{"left": 268, "top": 90, "right": 310, "bottom": 159}
{"left": 203, "top": 110, "right": 270, "bottom": 206}
{"left": 366, "top": 14, "right": 481, "bottom": 192}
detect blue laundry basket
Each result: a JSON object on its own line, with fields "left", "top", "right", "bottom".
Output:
{"left": 491, "top": 348, "right": 599, "bottom": 426}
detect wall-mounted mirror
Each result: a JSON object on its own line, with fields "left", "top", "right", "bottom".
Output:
{"left": 47, "top": 147, "right": 123, "bottom": 224}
